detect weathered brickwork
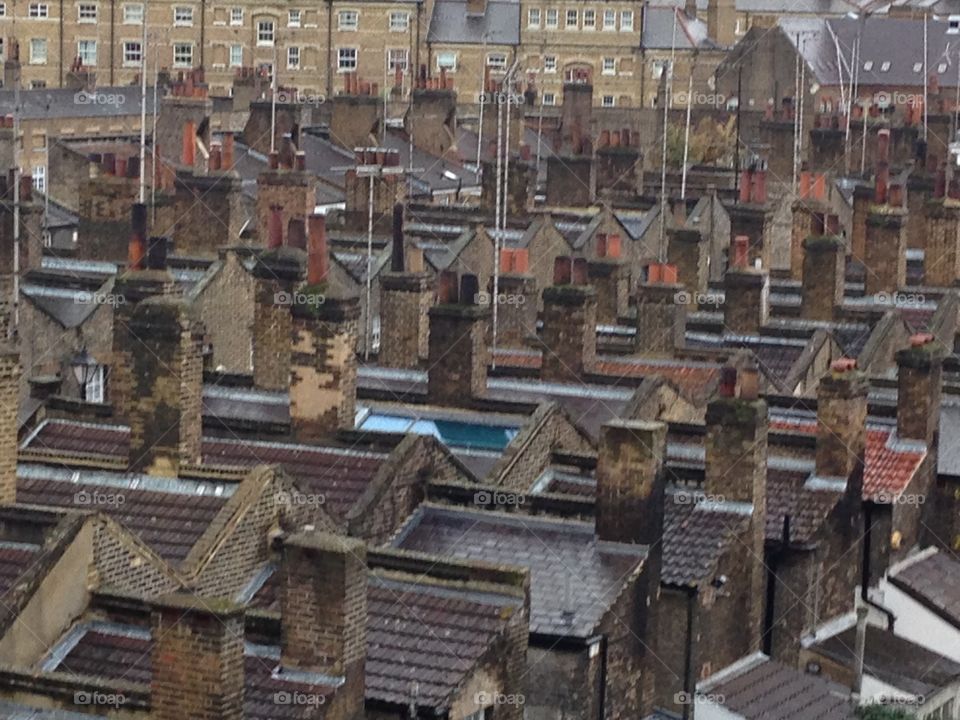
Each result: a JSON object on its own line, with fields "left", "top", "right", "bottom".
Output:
{"left": 923, "top": 200, "right": 960, "bottom": 287}
{"left": 427, "top": 304, "right": 490, "bottom": 403}
{"left": 489, "top": 274, "right": 539, "bottom": 349}
{"left": 667, "top": 228, "right": 709, "bottom": 303}
{"left": 0, "top": 346, "right": 19, "bottom": 506}
{"left": 588, "top": 260, "right": 629, "bottom": 325}
{"left": 540, "top": 285, "right": 596, "bottom": 382}
{"left": 194, "top": 252, "right": 257, "bottom": 375}
{"left": 789, "top": 202, "right": 825, "bottom": 281}
{"left": 378, "top": 272, "right": 433, "bottom": 369}
{"left": 801, "top": 236, "right": 845, "bottom": 322}
{"left": 723, "top": 268, "right": 768, "bottom": 335}
{"left": 864, "top": 209, "right": 908, "bottom": 297}
{"left": 636, "top": 282, "right": 686, "bottom": 355}
{"left": 251, "top": 248, "right": 305, "bottom": 391}
{"left": 256, "top": 169, "right": 317, "bottom": 246}
{"left": 92, "top": 516, "right": 183, "bottom": 598}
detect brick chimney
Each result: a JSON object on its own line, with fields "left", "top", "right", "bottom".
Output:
{"left": 490, "top": 249, "right": 538, "bottom": 348}
{"left": 636, "top": 262, "right": 686, "bottom": 356}
{"left": 406, "top": 71, "right": 458, "bottom": 158}
{"left": 427, "top": 272, "right": 490, "bottom": 403}
{"left": 704, "top": 367, "right": 767, "bottom": 653}
{"left": 723, "top": 235, "right": 769, "bottom": 335}
{"left": 851, "top": 183, "right": 873, "bottom": 262}
{"left": 540, "top": 257, "right": 596, "bottom": 382}
{"left": 330, "top": 74, "right": 382, "bottom": 151}
{"left": 801, "top": 219, "right": 845, "bottom": 322}
{"left": 896, "top": 333, "right": 945, "bottom": 445}
{"left": 923, "top": 195, "right": 960, "bottom": 287}
{"left": 126, "top": 297, "right": 203, "bottom": 476}
{"left": 816, "top": 359, "right": 868, "bottom": 485}
{"left": 667, "top": 227, "right": 708, "bottom": 308}
{"left": 729, "top": 162, "right": 772, "bottom": 269}
{"left": 251, "top": 241, "right": 307, "bottom": 391}
{"left": 587, "top": 233, "right": 629, "bottom": 324}
{"left": 343, "top": 148, "right": 405, "bottom": 233}
{"left": 545, "top": 153, "right": 595, "bottom": 207}
{"left": 256, "top": 150, "right": 318, "bottom": 248}
{"left": 560, "top": 77, "right": 593, "bottom": 156}
{"left": 379, "top": 204, "right": 434, "bottom": 368}
{"left": 0, "top": 344, "right": 19, "bottom": 506}
{"left": 864, "top": 130, "right": 908, "bottom": 297}
{"left": 790, "top": 169, "right": 828, "bottom": 281}
{"left": 596, "top": 127, "right": 643, "bottom": 198}
{"left": 151, "top": 594, "right": 244, "bottom": 720}
{"left": 280, "top": 531, "right": 367, "bottom": 711}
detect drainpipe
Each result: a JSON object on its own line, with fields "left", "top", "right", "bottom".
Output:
{"left": 199, "top": 0, "right": 206, "bottom": 70}
{"left": 109, "top": 0, "right": 115, "bottom": 84}
{"left": 682, "top": 587, "right": 696, "bottom": 720}
{"left": 325, "top": 0, "right": 333, "bottom": 99}
{"left": 59, "top": 0, "right": 64, "bottom": 86}
{"left": 852, "top": 606, "right": 869, "bottom": 702}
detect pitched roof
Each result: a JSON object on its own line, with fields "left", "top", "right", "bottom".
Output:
{"left": 890, "top": 550, "right": 960, "bottom": 629}
{"left": 427, "top": 0, "right": 521, "bottom": 46}
{"left": 392, "top": 504, "right": 645, "bottom": 637}
{"left": 0, "top": 86, "right": 154, "bottom": 120}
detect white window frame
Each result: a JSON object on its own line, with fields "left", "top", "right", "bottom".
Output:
{"left": 229, "top": 6, "right": 242, "bottom": 24}
{"left": 602, "top": 8, "right": 616, "bottom": 30}
{"left": 29, "top": 3, "right": 49, "bottom": 17}
{"left": 86, "top": 366, "right": 105, "bottom": 404}
{"left": 620, "top": 10, "right": 633, "bottom": 30}
{"left": 287, "top": 46, "right": 300, "bottom": 69}
{"left": 173, "top": 5, "right": 193, "bottom": 25}
{"left": 527, "top": 7, "right": 540, "bottom": 27}
{"left": 229, "top": 44, "right": 242, "bottom": 67}
{"left": 583, "top": 8, "right": 595, "bottom": 29}
{"left": 77, "top": 3, "right": 97, "bottom": 23}
{"left": 565, "top": 8, "right": 578, "bottom": 28}
{"left": 338, "top": 9, "right": 358, "bottom": 30}
{"left": 436, "top": 50, "right": 457, "bottom": 72}
{"left": 29, "top": 38, "right": 47, "bottom": 63}
{"left": 32, "top": 165, "right": 46, "bottom": 193}
{"left": 542, "top": 92, "right": 556, "bottom": 105}
{"left": 545, "top": 8, "right": 558, "bottom": 27}
{"left": 122, "top": 3, "right": 142, "bottom": 23}
{"left": 602, "top": 57, "right": 615, "bottom": 75}
{"left": 77, "top": 39, "right": 97, "bottom": 66}
{"left": 122, "top": 40, "right": 142, "bottom": 66}
{"left": 543, "top": 55, "right": 557, "bottom": 73}
{"left": 288, "top": 9, "right": 301, "bottom": 27}
{"left": 389, "top": 10, "right": 408, "bottom": 31}
{"left": 0, "top": 4, "right": 6, "bottom": 16}
{"left": 338, "top": 46, "right": 357, "bottom": 71}
{"left": 602, "top": 94, "right": 615, "bottom": 107}
{"left": 173, "top": 42, "right": 193, "bottom": 67}
{"left": 387, "top": 47, "right": 408, "bottom": 71}
{"left": 257, "top": 19, "right": 275, "bottom": 45}
{"left": 487, "top": 52, "right": 507, "bottom": 70}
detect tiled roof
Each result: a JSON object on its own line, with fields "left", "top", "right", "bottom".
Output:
{"left": 392, "top": 505, "right": 645, "bottom": 637}
{"left": 891, "top": 551, "right": 960, "bottom": 628}
{"left": 700, "top": 655, "right": 854, "bottom": 720}
{"left": 765, "top": 467, "right": 842, "bottom": 546}
{"left": 17, "top": 476, "right": 225, "bottom": 564}
{"left": 769, "top": 418, "right": 926, "bottom": 502}
{"left": 0, "top": 542, "right": 42, "bottom": 598}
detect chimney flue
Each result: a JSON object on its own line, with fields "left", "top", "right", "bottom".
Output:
{"left": 307, "top": 214, "right": 329, "bottom": 284}
{"left": 268, "top": 205, "right": 284, "bottom": 248}
{"left": 391, "top": 203, "right": 405, "bottom": 272}
{"left": 129, "top": 203, "right": 148, "bottom": 271}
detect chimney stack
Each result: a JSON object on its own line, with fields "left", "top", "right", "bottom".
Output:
{"left": 128, "top": 202, "right": 148, "bottom": 271}
{"left": 587, "top": 234, "right": 628, "bottom": 324}
{"left": 667, "top": 228, "right": 709, "bottom": 308}
{"left": 790, "top": 169, "right": 828, "bottom": 281}
{"left": 307, "top": 214, "right": 329, "bottom": 285}
{"left": 705, "top": 367, "right": 767, "bottom": 654}
{"left": 490, "top": 249, "right": 538, "bottom": 348}
{"left": 635, "top": 262, "right": 686, "bottom": 356}
{"left": 540, "top": 257, "right": 597, "bottom": 382}
{"left": 801, "top": 220, "right": 845, "bottom": 322}
{"left": 896, "top": 333, "right": 945, "bottom": 445}
{"left": 816, "top": 359, "right": 868, "bottom": 486}
{"left": 923, "top": 195, "right": 960, "bottom": 286}
{"left": 428, "top": 272, "right": 490, "bottom": 403}
{"left": 151, "top": 595, "right": 244, "bottom": 720}
{"left": 723, "top": 235, "right": 769, "bottom": 335}
{"left": 0, "top": 345, "right": 19, "bottom": 506}
{"left": 127, "top": 297, "right": 203, "bottom": 476}
{"left": 280, "top": 531, "right": 367, "bottom": 716}
{"left": 251, "top": 240, "right": 307, "bottom": 391}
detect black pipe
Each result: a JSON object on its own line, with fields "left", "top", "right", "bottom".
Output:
{"left": 391, "top": 204, "right": 405, "bottom": 271}
{"left": 109, "top": 0, "right": 115, "bottom": 84}
{"left": 597, "top": 635, "right": 608, "bottom": 720}
{"left": 682, "top": 587, "right": 695, "bottom": 720}
{"left": 862, "top": 502, "right": 873, "bottom": 601}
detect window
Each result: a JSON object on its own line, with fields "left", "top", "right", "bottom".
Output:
{"left": 338, "top": 10, "right": 358, "bottom": 30}
{"left": 880, "top": 60, "right": 890, "bottom": 72}
{"left": 913, "top": 62, "right": 923, "bottom": 72}
{"left": 389, "top": 10, "right": 408, "bottom": 30}
{"left": 288, "top": 9, "right": 301, "bottom": 26}
{"left": 123, "top": 3, "right": 142, "bottom": 23}
{"left": 602, "top": 57, "right": 615, "bottom": 75}
{"left": 543, "top": 55, "right": 557, "bottom": 72}
{"left": 287, "top": 46, "right": 300, "bottom": 68}
{"left": 546, "top": 8, "right": 558, "bottom": 27}
{"left": 257, "top": 19, "right": 275, "bottom": 45}
{"left": 487, "top": 53, "right": 507, "bottom": 70}
{"left": 123, "top": 41, "right": 142, "bottom": 66}
{"left": 230, "top": 7, "right": 242, "bottom": 24}
{"left": 603, "top": 8, "right": 616, "bottom": 29}
{"left": 652, "top": 59, "right": 667, "bottom": 79}
{"left": 621, "top": 10, "right": 633, "bottom": 30}
{"left": 229, "top": 44, "right": 242, "bottom": 66}
{"left": 173, "top": 6, "right": 192, "bottom": 25}
{"left": 29, "top": 3, "right": 48, "bottom": 17}
{"left": 602, "top": 94, "right": 615, "bottom": 107}
{"left": 939, "top": 61, "right": 948, "bottom": 73}
{"left": 543, "top": 92, "right": 555, "bottom": 105}
{"left": 387, "top": 48, "right": 408, "bottom": 71}
{"left": 32, "top": 165, "right": 45, "bottom": 193}
{"left": 527, "top": 8, "right": 540, "bottom": 26}
{"left": 31, "top": 80, "right": 47, "bottom": 88}
{"left": 86, "top": 366, "right": 105, "bottom": 404}
{"left": 29, "top": 38, "right": 47, "bottom": 63}
{"left": 173, "top": 42, "right": 193, "bottom": 67}
{"left": 338, "top": 47, "right": 357, "bottom": 71}
{"left": 863, "top": 60, "right": 873, "bottom": 71}
{"left": 949, "top": 16, "right": 960, "bottom": 33}
{"left": 565, "top": 9, "right": 577, "bottom": 28}
{"left": 77, "top": 39, "right": 97, "bottom": 66}
{"left": 0, "top": 4, "right": 6, "bottom": 16}
{"left": 78, "top": 3, "right": 97, "bottom": 22}
{"left": 583, "top": 9, "right": 595, "bottom": 28}
{"left": 436, "top": 50, "right": 457, "bottom": 71}
{"left": 735, "top": 18, "right": 744, "bottom": 34}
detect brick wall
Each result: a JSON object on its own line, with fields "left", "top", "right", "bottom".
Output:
{"left": 723, "top": 268, "right": 768, "bottom": 334}
{"left": 488, "top": 274, "right": 538, "bottom": 349}
{"left": 588, "top": 260, "right": 629, "bottom": 324}
{"left": 378, "top": 272, "right": 432, "bottom": 368}
{"left": 540, "top": 285, "right": 596, "bottom": 382}
{"left": 0, "top": 346, "right": 19, "bottom": 505}
{"left": 636, "top": 282, "right": 685, "bottom": 355}
{"left": 801, "top": 236, "right": 844, "bottom": 322}
{"left": 92, "top": 516, "right": 182, "bottom": 598}
{"left": 256, "top": 169, "right": 317, "bottom": 246}
{"left": 864, "top": 209, "right": 907, "bottom": 297}
{"left": 165, "top": 172, "right": 246, "bottom": 257}
{"left": 667, "top": 228, "right": 708, "bottom": 302}
{"left": 427, "top": 304, "right": 490, "bottom": 403}
{"left": 194, "top": 252, "right": 256, "bottom": 375}
{"left": 524, "top": 644, "right": 600, "bottom": 720}
{"left": 923, "top": 200, "right": 960, "bottom": 287}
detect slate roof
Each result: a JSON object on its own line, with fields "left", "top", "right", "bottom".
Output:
{"left": 643, "top": 6, "right": 718, "bottom": 49}
{"left": 890, "top": 550, "right": 960, "bottom": 629}
{"left": 813, "top": 625, "right": 960, "bottom": 699}
{"left": 699, "top": 655, "right": 854, "bottom": 720}
{"left": 0, "top": 703, "right": 109, "bottom": 719}
{"left": 427, "top": 0, "right": 521, "bottom": 45}
{"left": 0, "top": 86, "right": 154, "bottom": 120}
{"left": 392, "top": 504, "right": 646, "bottom": 637}
{"left": 0, "top": 542, "right": 42, "bottom": 598}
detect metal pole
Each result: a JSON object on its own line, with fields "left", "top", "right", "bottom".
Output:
{"left": 681, "top": 53, "right": 694, "bottom": 200}
{"left": 151, "top": 44, "right": 159, "bottom": 226}
{"left": 924, "top": 12, "right": 929, "bottom": 142}
{"left": 659, "top": 10, "right": 676, "bottom": 260}
{"left": 12, "top": 64, "right": 20, "bottom": 332}
{"left": 797, "top": 38, "right": 805, "bottom": 191}
{"left": 139, "top": 19, "right": 148, "bottom": 204}
{"left": 476, "top": 34, "right": 487, "bottom": 170}
{"left": 365, "top": 172, "right": 374, "bottom": 361}
{"left": 270, "top": 43, "right": 278, "bottom": 153}
{"left": 492, "top": 79, "right": 505, "bottom": 369}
